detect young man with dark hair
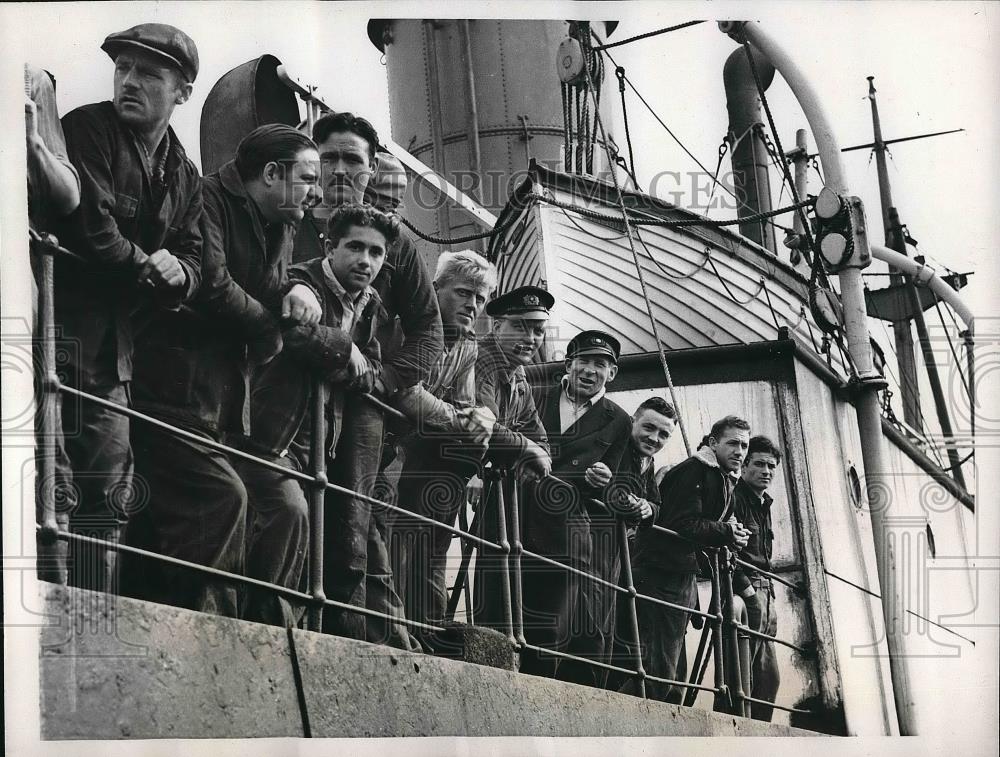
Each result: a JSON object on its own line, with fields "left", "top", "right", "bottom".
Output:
{"left": 249, "top": 204, "right": 418, "bottom": 647}
{"left": 733, "top": 435, "right": 783, "bottom": 721}
{"left": 608, "top": 396, "right": 677, "bottom": 686}
{"left": 292, "top": 111, "right": 442, "bottom": 402}
{"left": 53, "top": 23, "right": 203, "bottom": 593}
{"left": 122, "top": 123, "right": 321, "bottom": 618}
{"left": 623, "top": 414, "right": 752, "bottom": 702}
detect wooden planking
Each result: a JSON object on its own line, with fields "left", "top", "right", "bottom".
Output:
{"left": 538, "top": 199, "right": 849, "bottom": 375}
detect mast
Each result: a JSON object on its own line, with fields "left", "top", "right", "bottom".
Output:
{"left": 867, "top": 77, "right": 923, "bottom": 430}
{"left": 867, "top": 76, "right": 967, "bottom": 491}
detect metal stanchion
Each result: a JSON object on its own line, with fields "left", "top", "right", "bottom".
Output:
{"left": 508, "top": 474, "right": 526, "bottom": 647}
{"left": 33, "top": 238, "right": 64, "bottom": 583}
{"left": 709, "top": 550, "right": 727, "bottom": 708}
{"left": 492, "top": 469, "right": 515, "bottom": 646}
{"left": 720, "top": 547, "right": 746, "bottom": 716}
{"left": 682, "top": 611, "right": 712, "bottom": 707}
{"left": 616, "top": 521, "right": 646, "bottom": 699}
{"left": 738, "top": 617, "right": 753, "bottom": 718}
{"left": 307, "top": 378, "right": 328, "bottom": 632}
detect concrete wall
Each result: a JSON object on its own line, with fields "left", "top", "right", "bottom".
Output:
{"left": 40, "top": 585, "right": 812, "bottom": 739}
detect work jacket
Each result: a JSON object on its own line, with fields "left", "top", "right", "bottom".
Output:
{"left": 131, "top": 161, "right": 289, "bottom": 434}
{"left": 247, "top": 257, "right": 385, "bottom": 467}
{"left": 293, "top": 215, "right": 442, "bottom": 395}
{"left": 731, "top": 478, "right": 775, "bottom": 595}
{"left": 54, "top": 101, "right": 201, "bottom": 386}
{"left": 633, "top": 445, "right": 737, "bottom": 575}
{"left": 474, "top": 331, "right": 549, "bottom": 469}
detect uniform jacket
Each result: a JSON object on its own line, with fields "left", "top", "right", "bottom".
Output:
{"left": 131, "top": 160, "right": 289, "bottom": 434}
{"left": 248, "top": 257, "right": 385, "bottom": 466}
{"left": 533, "top": 379, "right": 632, "bottom": 517}
{"left": 474, "top": 331, "right": 549, "bottom": 467}
{"left": 293, "top": 214, "right": 442, "bottom": 395}
{"left": 633, "top": 445, "right": 737, "bottom": 574}
{"left": 54, "top": 101, "right": 201, "bottom": 385}
{"left": 731, "top": 478, "right": 775, "bottom": 595}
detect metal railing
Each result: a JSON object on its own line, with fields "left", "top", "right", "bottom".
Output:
{"left": 31, "top": 231, "right": 816, "bottom": 720}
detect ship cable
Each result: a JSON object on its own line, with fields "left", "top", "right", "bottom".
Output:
{"left": 596, "top": 41, "right": 795, "bottom": 243}
{"left": 582, "top": 43, "right": 692, "bottom": 456}
{"left": 592, "top": 20, "right": 706, "bottom": 51}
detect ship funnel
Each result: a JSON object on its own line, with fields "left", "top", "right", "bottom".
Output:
{"left": 723, "top": 45, "right": 777, "bottom": 252}
{"left": 367, "top": 19, "right": 618, "bottom": 267}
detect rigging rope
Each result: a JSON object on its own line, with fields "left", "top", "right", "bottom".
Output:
{"left": 582, "top": 39, "right": 692, "bottom": 456}
{"left": 592, "top": 20, "right": 706, "bottom": 51}
{"left": 616, "top": 66, "right": 638, "bottom": 186}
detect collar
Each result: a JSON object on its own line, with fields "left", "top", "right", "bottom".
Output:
{"left": 559, "top": 375, "right": 606, "bottom": 408}
{"left": 736, "top": 478, "right": 773, "bottom": 507}
{"left": 320, "top": 257, "right": 378, "bottom": 308}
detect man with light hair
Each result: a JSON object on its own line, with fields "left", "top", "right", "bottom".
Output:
{"left": 387, "top": 249, "right": 499, "bottom": 643}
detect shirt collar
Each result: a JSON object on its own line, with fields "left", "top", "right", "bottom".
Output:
{"left": 560, "top": 375, "right": 606, "bottom": 408}
{"left": 321, "top": 257, "right": 376, "bottom": 307}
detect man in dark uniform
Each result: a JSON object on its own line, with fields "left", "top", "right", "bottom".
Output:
{"left": 530, "top": 330, "right": 633, "bottom": 686}
{"left": 732, "top": 435, "right": 783, "bottom": 721}
{"left": 53, "top": 23, "right": 203, "bottom": 592}
{"left": 624, "top": 415, "right": 752, "bottom": 702}
{"left": 473, "top": 286, "right": 553, "bottom": 645}
{"left": 123, "top": 124, "right": 321, "bottom": 618}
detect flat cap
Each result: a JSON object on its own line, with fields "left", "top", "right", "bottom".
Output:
{"left": 102, "top": 23, "right": 199, "bottom": 83}
{"left": 566, "top": 329, "right": 621, "bottom": 362}
{"left": 485, "top": 285, "right": 554, "bottom": 320}
{"left": 363, "top": 151, "right": 408, "bottom": 211}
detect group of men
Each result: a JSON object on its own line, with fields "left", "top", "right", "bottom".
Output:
{"left": 29, "top": 22, "right": 782, "bottom": 719}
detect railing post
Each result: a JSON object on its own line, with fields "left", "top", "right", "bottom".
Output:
{"left": 508, "top": 475, "right": 526, "bottom": 648}
{"left": 616, "top": 520, "right": 646, "bottom": 699}
{"left": 34, "top": 239, "right": 65, "bottom": 584}
{"left": 738, "top": 608, "right": 753, "bottom": 718}
{"left": 720, "top": 546, "right": 747, "bottom": 716}
{"left": 492, "top": 468, "right": 515, "bottom": 646}
{"left": 709, "top": 550, "right": 727, "bottom": 707}
{"left": 307, "top": 378, "right": 328, "bottom": 631}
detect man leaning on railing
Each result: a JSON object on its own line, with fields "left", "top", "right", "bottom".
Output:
{"left": 386, "top": 250, "right": 498, "bottom": 647}
{"left": 120, "top": 124, "right": 322, "bottom": 620}
{"left": 621, "top": 415, "right": 752, "bottom": 703}
{"left": 50, "top": 23, "right": 202, "bottom": 594}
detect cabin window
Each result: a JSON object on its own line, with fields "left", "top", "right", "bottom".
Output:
{"left": 848, "top": 465, "right": 863, "bottom": 509}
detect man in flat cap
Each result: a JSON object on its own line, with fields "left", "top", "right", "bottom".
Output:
{"left": 529, "top": 329, "right": 634, "bottom": 686}
{"left": 52, "top": 23, "right": 202, "bottom": 592}
{"left": 472, "top": 286, "right": 553, "bottom": 642}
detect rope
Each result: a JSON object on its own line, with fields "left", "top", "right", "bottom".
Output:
{"left": 616, "top": 66, "right": 638, "bottom": 185}
{"left": 396, "top": 205, "right": 520, "bottom": 246}
{"left": 592, "top": 20, "right": 706, "bottom": 51}
{"left": 706, "top": 256, "right": 766, "bottom": 306}
{"left": 582, "top": 51, "right": 692, "bottom": 456}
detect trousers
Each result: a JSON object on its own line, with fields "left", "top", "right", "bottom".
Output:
{"left": 746, "top": 579, "right": 781, "bottom": 721}
{"left": 120, "top": 423, "right": 245, "bottom": 617}
{"left": 235, "top": 454, "right": 309, "bottom": 627}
